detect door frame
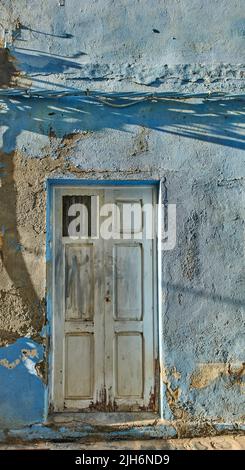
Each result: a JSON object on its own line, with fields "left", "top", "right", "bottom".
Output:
{"left": 46, "top": 179, "right": 163, "bottom": 420}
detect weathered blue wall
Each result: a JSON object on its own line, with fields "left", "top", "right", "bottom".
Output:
{"left": 0, "top": 339, "right": 44, "bottom": 428}
{"left": 0, "top": 0, "right": 244, "bottom": 439}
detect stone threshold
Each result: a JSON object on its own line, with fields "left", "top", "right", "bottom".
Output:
{"left": 0, "top": 419, "right": 244, "bottom": 443}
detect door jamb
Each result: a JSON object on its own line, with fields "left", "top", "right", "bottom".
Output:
{"left": 45, "top": 179, "right": 162, "bottom": 420}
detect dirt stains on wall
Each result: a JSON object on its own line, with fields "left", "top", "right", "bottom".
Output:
{"left": 0, "top": 48, "right": 30, "bottom": 88}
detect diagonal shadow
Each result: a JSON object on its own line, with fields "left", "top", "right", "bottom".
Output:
{"left": 0, "top": 91, "right": 244, "bottom": 329}
{"left": 0, "top": 123, "right": 44, "bottom": 334}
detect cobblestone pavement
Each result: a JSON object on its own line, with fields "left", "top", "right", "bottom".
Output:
{"left": 0, "top": 435, "right": 244, "bottom": 450}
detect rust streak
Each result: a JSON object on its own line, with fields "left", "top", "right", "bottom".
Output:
{"left": 89, "top": 387, "right": 118, "bottom": 412}
{"left": 140, "top": 358, "right": 160, "bottom": 412}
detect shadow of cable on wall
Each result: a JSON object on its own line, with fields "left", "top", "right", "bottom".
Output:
{"left": 0, "top": 90, "right": 244, "bottom": 344}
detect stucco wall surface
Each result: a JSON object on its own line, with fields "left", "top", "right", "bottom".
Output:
{"left": 0, "top": 0, "right": 244, "bottom": 439}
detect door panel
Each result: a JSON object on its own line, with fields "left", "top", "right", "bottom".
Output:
{"left": 65, "top": 334, "right": 94, "bottom": 399}
{"left": 53, "top": 188, "right": 104, "bottom": 411}
{"left": 113, "top": 244, "right": 143, "bottom": 320}
{"left": 104, "top": 188, "right": 156, "bottom": 411}
{"left": 52, "top": 186, "right": 157, "bottom": 412}
{"left": 115, "top": 333, "right": 143, "bottom": 398}
{"left": 65, "top": 244, "right": 94, "bottom": 320}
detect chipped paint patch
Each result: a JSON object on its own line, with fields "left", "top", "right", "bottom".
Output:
{"left": 227, "top": 363, "right": 245, "bottom": 387}
{"left": 131, "top": 127, "right": 149, "bottom": 157}
{"left": 56, "top": 131, "right": 92, "bottom": 160}
{"left": 0, "top": 358, "right": 20, "bottom": 369}
{"left": 170, "top": 367, "right": 181, "bottom": 381}
{"left": 160, "top": 367, "right": 187, "bottom": 421}
{"left": 0, "top": 343, "right": 39, "bottom": 372}
{"left": 190, "top": 363, "right": 245, "bottom": 389}
{"left": 190, "top": 363, "right": 226, "bottom": 389}
{"left": 0, "top": 338, "right": 45, "bottom": 428}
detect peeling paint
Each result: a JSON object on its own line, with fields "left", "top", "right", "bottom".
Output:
{"left": 161, "top": 367, "right": 186, "bottom": 421}
{"left": 190, "top": 363, "right": 245, "bottom": 389}
{"left": 190, "top": 363, "right": 227, "bottom": 389}
{"left": 0, "top": 347, "right": 38, "bottom": 370}
{"left": 0, "top": 338, "right": 44, "bottom": 428}
{"left": 227, "top": 363, "right": 245, "bottom": 387}
{"left": 131, "top": 127, "right": 149, "bottom": 157}
{"left": 182, "top": 211, "right": 200, "bottom": 281}
{"left": 0, "top": 358, "right": 20, "bottom": 369}
{"left": 171, "top": 367, "right": 181, "bottom": 381}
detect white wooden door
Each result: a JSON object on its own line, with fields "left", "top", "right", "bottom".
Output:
{"left": 52, "top": 186, "right": 158, "bottom": 412}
